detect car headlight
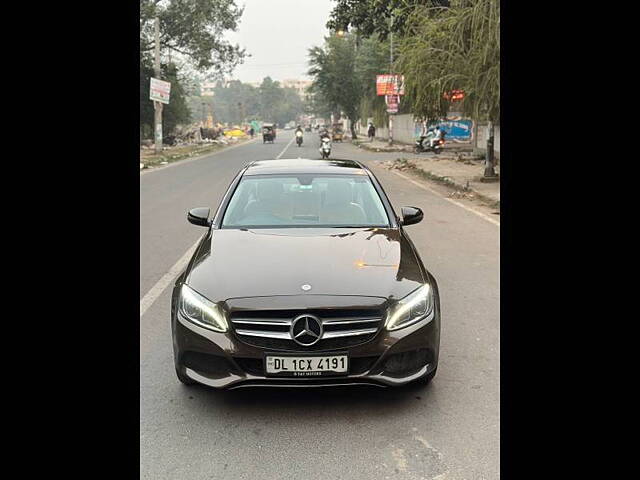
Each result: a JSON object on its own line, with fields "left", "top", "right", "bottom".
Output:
{"left": 179, "top": 284, "right": 228, "bottom": 332}
{"left": 385, "top": 284, "right": 434, "bottom": 331}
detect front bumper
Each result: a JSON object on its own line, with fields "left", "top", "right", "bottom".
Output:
{"left": 172, "top": 310, "right": 440, "bottom": 389}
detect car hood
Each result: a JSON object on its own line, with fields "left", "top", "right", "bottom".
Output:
{"left": 186, "top": 228, "right": 425, "bottom": 302}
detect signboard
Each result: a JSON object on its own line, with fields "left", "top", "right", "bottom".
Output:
{"left": 415, "top": 117, "right": 474, "bottom": 142}
{"left": 376, "top": 75, "right": 405, "bottom": 96}
{"left": 150, "top": 77, "right": 171, "bottom": 104}
{"left": 385, "top": 94, "right": 399, "bottom": 114}
{"left": 443, "top": 89, "right": 465, "bottom": 101}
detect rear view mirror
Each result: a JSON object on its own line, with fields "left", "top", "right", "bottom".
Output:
{"left": 400, "top": 206, "right": 424, "bottom": 226}
{"left": 187, "top": 207, "right": 211, "bottom": 227}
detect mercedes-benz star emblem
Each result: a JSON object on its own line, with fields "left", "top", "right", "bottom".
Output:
{"left": 290, "top": 314, "right": 323, "bottom": 346}
{"left": 301, "top": 284, "right": 311, "bottom": 291}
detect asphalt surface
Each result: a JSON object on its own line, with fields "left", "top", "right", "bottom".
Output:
{"left": 140, "top": 131, "right": 500, "bottom": 480}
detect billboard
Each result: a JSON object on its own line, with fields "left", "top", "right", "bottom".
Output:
{"left": 385, "top": 94, "right": 399, "bottom": 114}
{"left": 150, "top": 77, "right": 171, "bottom": 104}
{"left": 414, "top": 117, "right": 474, "bottom": 142}
{"left": 376, "top": 75, "right": 405, "bottom": 96}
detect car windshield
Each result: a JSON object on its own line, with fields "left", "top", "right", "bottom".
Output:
{"left": 221, "top": 174, "right": 390, "bottom": 228}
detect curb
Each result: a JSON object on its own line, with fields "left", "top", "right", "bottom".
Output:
{"left": 393, "top": 160, "right": 500, "bottom": 209}
{"left": 140, "top": 137, "right": 259, "bottom": 175}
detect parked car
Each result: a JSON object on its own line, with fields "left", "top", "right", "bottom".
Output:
{"left": 172, "top": 158, "right": 440, "bottom": 390}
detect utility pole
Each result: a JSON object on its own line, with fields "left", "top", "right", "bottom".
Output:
{"left": 483, "top": 120, "right": 498, "bottom": 179}
{"left": 153, "top": 16, "right": 163, "bottom": 154}
{"left": 388, "top": 14, "right": 394, "bottom": 146}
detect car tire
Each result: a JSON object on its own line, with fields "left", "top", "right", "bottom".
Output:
{"left": 175, "top": 366, "right": 196, "bottom": 386}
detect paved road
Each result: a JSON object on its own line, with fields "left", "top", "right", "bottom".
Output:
{"left": 140, "top": 131, "right": 500, "bottom": 480}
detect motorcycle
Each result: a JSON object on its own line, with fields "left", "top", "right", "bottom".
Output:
{"left": 295, "top": 130, "right": 303, "bottom": 147}
{"left": 319, "top": 137, "right": 331, "bottom": 159}
{"left": 415, "top": 134, "right": 445, "bottom": 154}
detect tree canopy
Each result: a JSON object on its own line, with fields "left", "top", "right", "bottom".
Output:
{"left": 187, "top": 77, "right": 305, "bottom": 127}
{"left": 395, "top": 0, "right": 499, "bottom": 122}
{"left": 307, "top": 34, "right": 363, "bottom": 138}
{"left": 140, "top": 0, "right": 245, "bottom": 73}
{"left": 140, "top": 0, "right": 247, "bottom": 138}
{"left": 326, "top": 0, "right": 450, "bottom": 40}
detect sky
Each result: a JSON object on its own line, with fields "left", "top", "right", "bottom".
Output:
{"left": 224, "top": 0, "right": 335, "bottom": 83}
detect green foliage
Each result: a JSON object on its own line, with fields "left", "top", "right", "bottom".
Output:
{"left": 139, "top": 0, "right": 246, "bottom": 73}
{"left": 188, "top": 77, "right": 305, "bottom": 127}
{"left": 214, "top": 80, "right": 260, "bottom": 124}
{"left": 140, "top": 59, "right": 192, "bottom": 139}
{"left": 307, "top": 34, "right": 363, "bottom": 137}
{"left": 395, "top": 0, "right": 499, "bottom": 122}
{"left": 139, "top": 0, "right": 247, "bottom": 137}
{"left": 327, "top": 0, "right": 450, "bottom": 40}
{"left": 306, "top": 32, "right": 400, "bottom": 132}
{"left": 354, "top": 35, "right": 391, "bottom": 126}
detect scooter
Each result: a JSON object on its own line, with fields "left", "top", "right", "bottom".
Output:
{"left": 295, "top": 130, "right": 303, "bottom": 147}
{"left": 319, "top": 137, "right": 331, "bottom": 159}
{"left": 415, "top": 135, "right": 445, "bottom": 154}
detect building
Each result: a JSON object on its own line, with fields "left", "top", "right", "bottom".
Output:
{"left": 201, "top": 81, "right": 216, "bottom": 97}
{"left": 281, "top": 79, "right": 312, "bottom": 99}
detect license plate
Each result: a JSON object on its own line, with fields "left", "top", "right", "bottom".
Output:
{"left": 265, "top": 354, "right": 348, "bottom": 377}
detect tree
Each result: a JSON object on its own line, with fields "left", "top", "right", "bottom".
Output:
{"left": 327, "top": 0, "right": 450, "bottom": 40}
{"left": 354, "top": 35, "right": 392, "bottom": 127}
{"left": 308, "top": 35, "right": 363, "bottom": 139}
{"left": 395, "top": 0, "right": 499, "bottom": 175}
{"left": 258, "top": 77, "right": 285, "bottom": 122}
{"left": 140, "top": 58, "right": 191, "bottom": 140}
{"left": 140, "top": 0, "right": 246, "bottom": 73}
{"left": 210, "top": 80, "right": 260, "bottom": 125}
{"left": 139, "top": 0, "right": 246, "bottom": 138}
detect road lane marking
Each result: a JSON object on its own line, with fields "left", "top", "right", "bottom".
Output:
{"left": 140, "top": 137, "right": 259, "bottom": 176}
{"left": 276, "top": 135, "right": 296, "bottom": 159}
{"left": 390, "top": 170, "right": 500, "bottom": 227}
{"left": 140, "top": 240, "right": 201, "bottom": 318}
{"left": 140, "top": 134, "right": 296, "bottom": 317}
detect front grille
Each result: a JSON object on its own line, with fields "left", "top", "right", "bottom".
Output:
{"left": 230, "top": 308, "right": 384, "bottom": 351}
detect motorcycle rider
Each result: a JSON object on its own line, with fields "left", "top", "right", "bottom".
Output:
{"left": 432, "top": 126, "right": 446, "bottom": 148}
{"left": 319, "top": 131, "right": 331, "bottom": 158}
{"left": 319, "top": 127, "right": 330, "bottom": 141}
{"left": 295, "top": 125, "right": 304, "bottom": 146}
{"left": 418, "top": 124, "right": 435, "bottom": 149}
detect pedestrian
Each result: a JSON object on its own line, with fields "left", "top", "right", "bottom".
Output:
{"left": 249, "top": 126, "right": 255, "bottom": 138}
{"left": 368, "top": 122, "right": 376, "bottom": 142}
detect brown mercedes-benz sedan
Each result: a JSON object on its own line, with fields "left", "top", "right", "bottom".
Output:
{"left": 171, "top": 158, "right": 440, "bottom": 389}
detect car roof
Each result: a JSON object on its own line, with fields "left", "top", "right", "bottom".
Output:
{"left": 243, "top": 158, "right": 368, "bottom": 176}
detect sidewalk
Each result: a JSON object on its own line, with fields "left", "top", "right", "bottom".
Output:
{"left": 140, "top": 136, "right": 252, "bottom": 170}
{"left": 354, "top": 138, "right": 500, "bottom": 207}
{"left": 353, "top": 137, "right": 475, "bottom": 154}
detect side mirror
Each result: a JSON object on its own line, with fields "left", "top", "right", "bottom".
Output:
{"left": 187, "top": 207, "right": 211, "bottom": 227}
{"left": 400, "top": 206, "right": 424, "bottom": 226}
